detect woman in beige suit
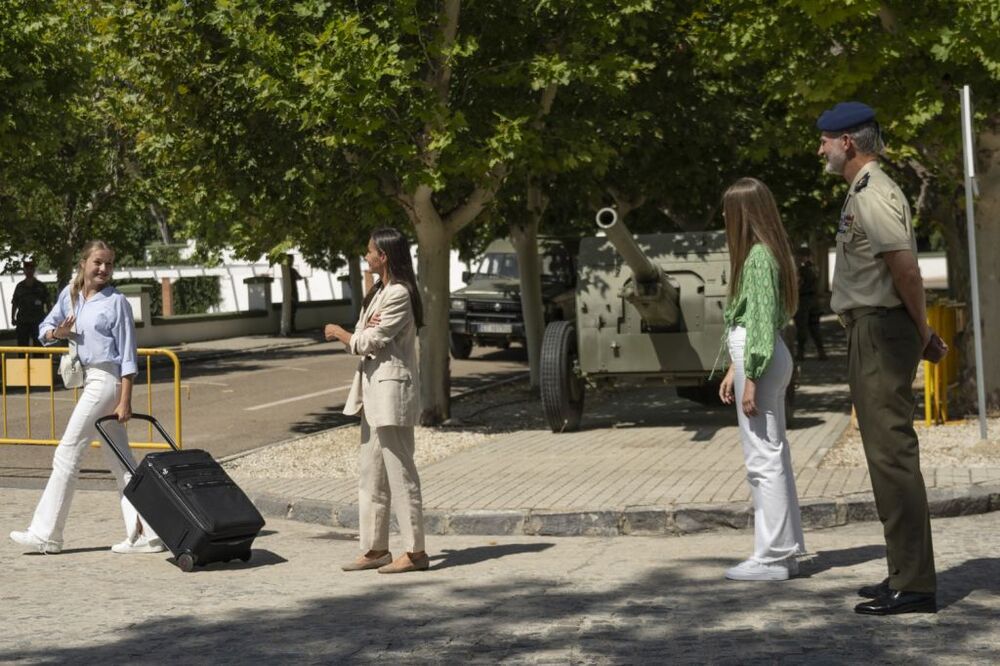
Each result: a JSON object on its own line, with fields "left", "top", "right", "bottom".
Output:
{"left": 325, "top": 227, "right": 428, "bottom": 573}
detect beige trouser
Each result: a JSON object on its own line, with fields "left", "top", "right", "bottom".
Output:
{"left": 358, "top": 412, "right": 425, "bottom": 553}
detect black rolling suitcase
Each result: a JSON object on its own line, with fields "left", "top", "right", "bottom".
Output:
{"left": 96, "top": 414, "right": 265, "bottom": 572}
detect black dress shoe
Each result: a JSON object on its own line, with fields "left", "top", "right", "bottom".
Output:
{"left": 858, "top": 577, "right": 890, "bottom": 599}
{"left": 854, "top": 590, "right": 937, "bottom": 615}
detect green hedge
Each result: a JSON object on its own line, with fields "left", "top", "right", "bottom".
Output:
{"left": 116, "top": 277, "right": 222, "bottom": 316}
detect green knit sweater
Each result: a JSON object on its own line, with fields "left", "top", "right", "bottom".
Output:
{"left": 723, "top": 243, "right": 788, "bottom": 379}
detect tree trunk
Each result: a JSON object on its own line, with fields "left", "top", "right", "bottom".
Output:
{"left": 511, "top": 185, "right": 547, "bottom": 389}
{"left": 411, "top": 198, "right": 453, "bottom": 425}
{"left": 972, "top": 124, "right": 1000, "bottom": 410}
{"left": 279, "top": 254, "right": 294, "bottom": 336}
{"left": 347, "top": 253, "right": 363, "bottom": 323}
{"left": 149, "top": 202, "right": 172, "bottom": 245}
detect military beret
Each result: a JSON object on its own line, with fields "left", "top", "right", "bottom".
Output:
{"left": 816, "top": 102, "right": 877, "bottom": 132}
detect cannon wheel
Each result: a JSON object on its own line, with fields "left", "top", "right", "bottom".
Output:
{"left": 449, "top": 333, "right": 473, "bottom": 360}
{"left": 540, "top": 321, "right": 585, "bottom": 432}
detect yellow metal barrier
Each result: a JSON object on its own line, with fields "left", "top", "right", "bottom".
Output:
{"left": 924, "top": 302, "right": 963, "bottom": 425}
{"left": 0, "top": 347, "right": 182, "bottom": 449}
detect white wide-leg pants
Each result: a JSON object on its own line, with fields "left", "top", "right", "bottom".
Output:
{"left": 27, "top": 363, "right": 157, "bottom": 546}
{"left": 728, "top": 327, "right": 805, "bottom": 562}
{"left": 357, "top": 412, "right": 425, "bottom": 553}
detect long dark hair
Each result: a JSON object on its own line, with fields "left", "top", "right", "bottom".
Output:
{"left": 722, "top": 178, "right": 798, "bottom": 317}
{"left": 362, "top": 227, "right": 424, "bottom": 328}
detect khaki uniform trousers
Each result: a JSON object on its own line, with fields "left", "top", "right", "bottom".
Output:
{"left": 358, "top": 412, "right": 425, "bottom": 553}
{"left": 847, "top": 307, "right": 936, "bottom": 593}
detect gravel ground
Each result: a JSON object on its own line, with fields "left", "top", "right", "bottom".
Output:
{"left": 224, "top": 380, "right": 536, "bottom": 480}
{"left": 821, "top": 414, "right": 1000, "bottom": 469}
{"left": 223, "top": 424, "right": 503, "bottom": 479}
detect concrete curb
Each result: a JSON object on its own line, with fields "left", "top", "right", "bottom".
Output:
{"left": 247, "top": 481, "right": 1000, "bottom": 537}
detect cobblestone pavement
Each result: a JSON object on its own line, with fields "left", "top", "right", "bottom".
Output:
{"left": 3, "top": 488, "right": 998, "bottom": 664}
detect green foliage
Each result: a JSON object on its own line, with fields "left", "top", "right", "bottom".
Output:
{"left": 689, "top": 0, "right": 1000, "bottom": 236}
{"left": 116, "top": 276, "right": 222, "bottom": 316}
{"left": 0, "top": 1, "right": 162, "bottom": 283}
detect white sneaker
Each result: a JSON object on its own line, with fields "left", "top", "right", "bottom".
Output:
{"left": 725, "top": 558, "right": 797, "bottom": 581}
{"left": 10, "top": 530, "right": 62, "bottom": 554}
{"left": 111, "top": 535, "right": 167, "bottom": 554}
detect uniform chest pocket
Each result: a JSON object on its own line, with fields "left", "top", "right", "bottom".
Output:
{"left": 835, "top": 229, "right": 854, "bottom": 245}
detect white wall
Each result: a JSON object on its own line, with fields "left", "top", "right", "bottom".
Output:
{"left": 0, "top": 248, "right": 471, "bottom": 330}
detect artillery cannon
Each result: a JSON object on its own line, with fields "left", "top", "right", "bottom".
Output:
{"left": 595, "top": 208, "right": 680, "bottom": 328}
{"left": 540, "top": 208, "right": 793, "bottom": 432}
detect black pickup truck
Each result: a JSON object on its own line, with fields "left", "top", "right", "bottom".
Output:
{"left": 448, "top": 238, "right": 576, "bottom": 359}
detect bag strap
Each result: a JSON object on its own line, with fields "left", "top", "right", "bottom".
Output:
{"left": 67, "top": 293, "right": 84, "bottom": 361}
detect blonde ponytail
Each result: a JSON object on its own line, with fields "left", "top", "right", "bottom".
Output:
{"left": 70, "top": 240, "right": 114, "bottom": 306}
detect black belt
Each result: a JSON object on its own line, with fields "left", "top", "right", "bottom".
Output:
{"left": 837, "top": 305, "right": 903, "bottom": 328}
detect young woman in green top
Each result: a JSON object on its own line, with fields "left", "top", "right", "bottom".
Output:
{"left": 718, "top": 177, "right": 806, "bottom": 581}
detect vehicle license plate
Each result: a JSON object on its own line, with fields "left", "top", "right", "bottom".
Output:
{"left": 478, "top": 323, "right": 513, "bottom": 334}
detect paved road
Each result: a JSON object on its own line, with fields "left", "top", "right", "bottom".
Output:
{"left": 0, "top": 341, "right": 527, "bottom": 485}
{"left": 2, "top": 486, "right": 997, "bottom": 664}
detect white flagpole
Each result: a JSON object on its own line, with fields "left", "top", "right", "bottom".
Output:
{"left": 960, "top": 85, "right": 987, "bottom": 440}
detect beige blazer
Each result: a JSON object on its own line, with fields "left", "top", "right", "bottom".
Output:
{"left": 343, "top": 282, "right": 420, "bottom": 427}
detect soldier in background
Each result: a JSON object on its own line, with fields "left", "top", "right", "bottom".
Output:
{"left": 793, "top": 246, "right": 827, "bottom": 361}
{"left": 11, "top": 258, "right": 50, "bottom": 350}
{"left": 817, "top": 101, "right": 947, "bottom": 616}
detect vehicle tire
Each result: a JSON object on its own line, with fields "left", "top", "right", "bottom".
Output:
{"left": 540, "top": 321, "right": 585, "bottom": 433}
{"left": 178, "top": 552, "right": 196, "bottom": 573}
{"left": 449, "top": 333, "right": 473, "bottom": 360}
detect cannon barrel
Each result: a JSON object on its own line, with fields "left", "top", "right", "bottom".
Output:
{"left": 596, "top": 208, "right": 660, "bottom": 283}
{"left": 595, "top": 207, "right": 680, "bottom": 327}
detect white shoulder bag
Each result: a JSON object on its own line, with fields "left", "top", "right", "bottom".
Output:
{"left": 58, "top": 297, "right": 84, "bottom": 389}
{"left": 59, "top": 339, "right": 84, "bottom": 389}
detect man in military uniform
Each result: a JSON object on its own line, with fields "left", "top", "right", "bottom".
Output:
{"left": 11, "top": 258, "right": 50, "bottom": 350}
{"left": 817, "top": 102, "right": 947, "bottom": 616}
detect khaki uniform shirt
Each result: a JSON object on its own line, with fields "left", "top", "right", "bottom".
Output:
{"left": 830, "top": 161, "right": 917, "bottom": 314}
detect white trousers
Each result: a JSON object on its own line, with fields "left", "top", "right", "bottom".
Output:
{"left": 358, "top": 412, "right": 425, "bottom": 553}
{"left": 27, "top": 363, "right": 156, "bottom": 546}
{"left": 728, "top": 327, "right": 805, "bottom": 562}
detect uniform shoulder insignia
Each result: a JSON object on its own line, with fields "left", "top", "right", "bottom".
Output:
{"left": 854, "top": 172, "right": 871, "bottom": 193}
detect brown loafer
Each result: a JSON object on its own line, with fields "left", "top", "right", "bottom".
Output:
{"left": 341, "top": 552, "right": 392, "bottom": 571}
{"left": 378, "top": 552, "right": 430, "bottom": 574}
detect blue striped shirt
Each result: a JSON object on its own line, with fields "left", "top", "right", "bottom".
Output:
{"left": 39, "top": 286, "right": 138, "bottom": 378}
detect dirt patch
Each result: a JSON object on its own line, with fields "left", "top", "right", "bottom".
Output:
{"left": 820, "top": 415, "right": 1000, "bottom": 468}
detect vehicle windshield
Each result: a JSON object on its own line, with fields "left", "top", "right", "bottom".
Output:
{"left": 474, "top": 249, "right": 572, "bottom": 282}
{"left": 474, "top": 252, "right": 520, "bottom": 278}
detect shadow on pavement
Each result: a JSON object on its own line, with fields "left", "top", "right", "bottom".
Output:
{"left": 288, "top": 407, "right": 360, "bottom": 435}
{"left": 938, "top": 557, "right": 1000, "bottom": 610}
{"left": 22, "top": 546, "right": 108, "bottom": 556}
{"left": 798, "top": 544, "right": 885, "bottom": 578}
{"left": 3, "top": 554, "right": 993, "bottom": 662}
{"left": 165, "top": 548, "right": 288, "bottom": 572}
{"left": 430, "top": 542, "right": 555, "bottom": 570}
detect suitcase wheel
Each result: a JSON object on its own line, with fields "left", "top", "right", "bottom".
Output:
{"left": 178, "top": 552, "right": 197, "bottom": 573}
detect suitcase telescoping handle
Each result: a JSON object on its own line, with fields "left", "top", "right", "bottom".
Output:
{"left": 95, "top": 413, "right": 181, "bottom": 474}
